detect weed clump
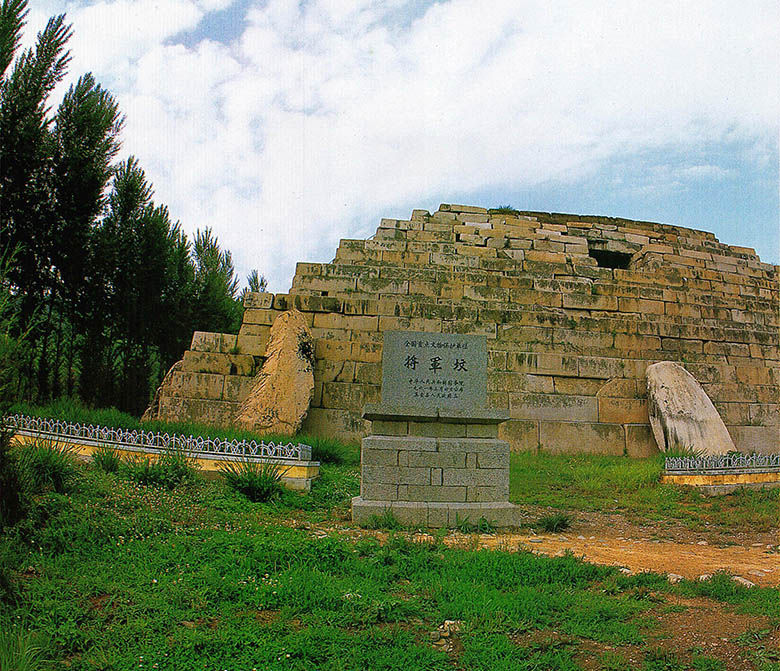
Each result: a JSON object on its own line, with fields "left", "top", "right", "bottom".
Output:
{"left": 219, "top": 459, "right": 287, "bottom": 502}
{"left": 455, "top": 514, "right": 497, "bottom": 534}
{"left": 0, "top": 626, "right": 44, "bottom": 671}
{"left": 361, "top": 509, "right": 404, "bottom": 530}
{"left": 535, "top": 512, "right": 571, "bottom": 533}
{"left": 91, "top": 445, "right": 121, "bottom": 473}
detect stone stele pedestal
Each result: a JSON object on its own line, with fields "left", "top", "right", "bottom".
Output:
{"left": 351, "top": 331, "right": 520, "bottom": 528}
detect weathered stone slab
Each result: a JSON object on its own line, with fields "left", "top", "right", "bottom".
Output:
{"left": 646, "top": 361, "right": 736, "bottom": 456}
{"left": 236, "top": 309, "right": 315, "bottom": 435}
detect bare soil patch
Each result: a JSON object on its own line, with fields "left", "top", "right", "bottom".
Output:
{"left": 315, "top": 506, "right": 779, "bottom": 586}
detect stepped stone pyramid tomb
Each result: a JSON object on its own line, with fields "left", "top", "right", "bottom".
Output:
{"left": 145, "top": 204, "right": 780, "bottom": 456}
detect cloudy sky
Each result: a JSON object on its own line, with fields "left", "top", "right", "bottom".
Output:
{"left": 25, "top": 0, "right": 780, "bottom": 291}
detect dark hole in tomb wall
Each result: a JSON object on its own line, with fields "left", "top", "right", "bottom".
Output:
{"left": 588, "top": 247, "right": 632, "bottom": 269}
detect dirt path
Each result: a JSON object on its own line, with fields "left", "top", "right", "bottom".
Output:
{"left": 317, "top": 508, "right": 780, "bottom": 587}
{"left": 451, "top": 532, "right": 779, "bottom": 586}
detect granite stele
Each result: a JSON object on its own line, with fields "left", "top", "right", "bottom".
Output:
{"left": 351, "top": 330, "right": 521, "bottom": 528}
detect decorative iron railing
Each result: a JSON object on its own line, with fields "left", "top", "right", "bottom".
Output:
{"left": 665, "top": 452, "right": 780, "bottom": 473}
{"left": 5, "top": 414, "right": 313, "bottom": 462}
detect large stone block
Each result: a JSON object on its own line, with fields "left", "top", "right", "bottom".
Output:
{"left": 466, "top": 485, "right": 509, "bottom": 502}
{"left": 223, "top": 376, "right": 256, "bottom": 403}
{"left": 727, "top": 425, "right": 780, "bottom": 455}
{"left": 625, "top": 424, "right": 659, "bottom": 458}
{"left": 498, "top": 420, "right": 538, "bottom": 452}
{"left": 361, "top": 448, "right": 399, "bottom": 466}
{"left": 408, "top": 422, "right": 466, "bottom": 437}
{"left": 236, "top": 309, "right": 314, "bottom": 435}
{"left": 362, "top": 466, "right": 430, "bottom": 485}
{"left": 441, "top": 468, "right": 508, "bottom": 487}
{"left": 236, "top": 333, "right": 270, "bottom": 356}
{"left": 647, "top": 361, "right": 736, "bottom": 456}
{"left": 598, "top": 397, "right": 648, "bottom": 424}
{"left": 361, "top": 483, "right": 399, "bottom": 500}
{"left": 239, "top": 323, "right": 272, "bottom": 338}
{"left": 190, "top": 331, "right": 227, "bottom": 353}
{"left": 405, "top": 485, "right": 467, "bottom": 502}
{"left": 509, "top": 392, "right": 598, "bottom": 421}
{"left": 181, "top": 351, "right": 231, "bottom": 375}
{"left": 466, "top": 423, "right": 499, "bottom": 438}
{"left": 169, "top": 371, "right": 225, "bottom": 400}
{"left": 243, "top": 308, "right": 277, "bottom": 326}
{"left": 363, "top": 435, "right": 437, "bottom": 451}
{"left": 371, "top": 420, "right": 409, "bottom": 435}
{"left": 243, "top": 292, "right": 274, "bottom": 309}
{"left": 405, "top": 451, "right": 467, "bottom": 468}
{"left": 437, "top": 438, "right": 508, "bottom": 454}
{"left": 300, "top": 408, "right": 370, "bottom": 443}
{"left": 539, "top": 421, "right": 625, "bottom": 455}
{"left": 476, "top": 452, "right": 509, "bottom": 469}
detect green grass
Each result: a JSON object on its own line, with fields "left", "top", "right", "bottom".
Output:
{"left": 510, "top": 451, "right": 779, "bottom": 532}
{"left": 0, "top": 456, "right": 776, "bottom": 670}
{"left": 9, "top": 398, "right": 361, "bottom": 465}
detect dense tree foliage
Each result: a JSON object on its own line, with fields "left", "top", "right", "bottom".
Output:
{"left": 0, "top": 1, "right": 251, "bottom": 414}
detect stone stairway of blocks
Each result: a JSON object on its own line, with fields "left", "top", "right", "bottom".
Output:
{"left": 145, "top": 204, "right": 779, "bottom": 457}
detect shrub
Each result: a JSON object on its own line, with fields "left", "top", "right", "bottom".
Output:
{"left": 91, "top": 445, "right": 121, "bottom": 473}
{"left": 219, "top": 458, "right": 288, "bottom": 502}
{"left": 123, "top": 448, "right": 197, "bottom": 489}
{"left": 535, "top": 512, "right": 571, "bottom": 533}
{"left": 16, "top": 438, "right": 79, "bottom": 494}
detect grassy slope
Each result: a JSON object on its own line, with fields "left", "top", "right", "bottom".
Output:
{"left": 1, "top": 460, "right": 778, "bottom": 671}
{"left": 510, "top": 452, "right": 780, "bottom": 533}
{"left": 9, "top": 399, "right": 779, "bottom": 531}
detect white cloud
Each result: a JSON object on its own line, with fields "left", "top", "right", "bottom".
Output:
{"left": 18, "top": 0, "right": 780, "bottom": 289}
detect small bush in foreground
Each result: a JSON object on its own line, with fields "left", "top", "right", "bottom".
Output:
{"left": 16, "top": 438, "right": 79, "bottom": 494}
{"left": 123, "top": 448, "right": 197, "bottom": 488}
{"left": 91, "top": 445, "right": 121, "bottom": 473}
{"left": 219, "top": 459, "right": 287, "bottom": 502}
{"left": 536, "top": 512, "right": 571, "bottom": 533}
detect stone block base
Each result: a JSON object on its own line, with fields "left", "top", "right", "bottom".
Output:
{"left": 351, "top": 497, "right": 521, "bottom": 528}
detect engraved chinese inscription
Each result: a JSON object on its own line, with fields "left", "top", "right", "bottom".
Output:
{"left": 381, "top": 331, "right": 487, "bottom": 408}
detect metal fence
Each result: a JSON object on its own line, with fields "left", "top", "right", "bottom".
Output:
{"left": 664, "top": 452, "right": 780, "bottom": 473}
{"left": 5, "top": 414, "right": 313, "bottom": 462}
